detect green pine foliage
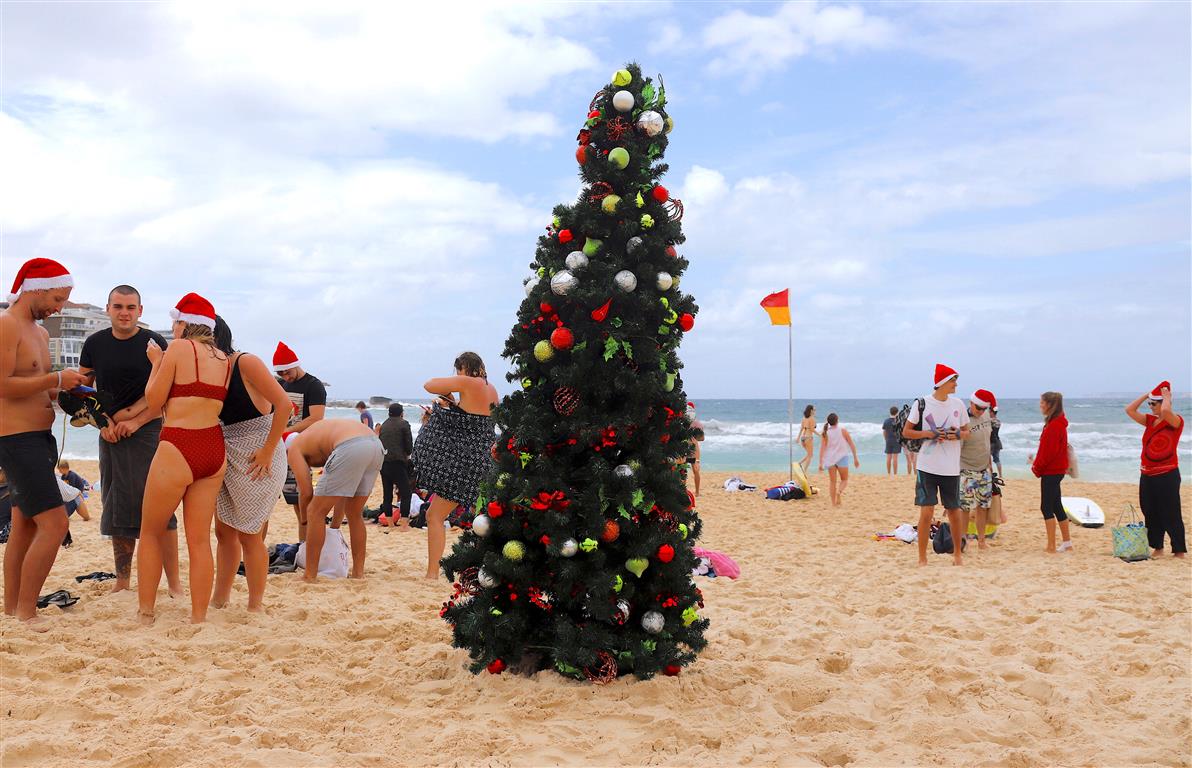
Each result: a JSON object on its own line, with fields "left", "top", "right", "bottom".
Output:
{"left": 441, "top": 63, "right": 708, "bottom": 682}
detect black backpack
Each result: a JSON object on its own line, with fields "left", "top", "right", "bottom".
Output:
{"left": 893, "top": 397, "right": 926, "bottom": 452}
{"left": 932, "top": 522, "right": 967, "bottom": 554}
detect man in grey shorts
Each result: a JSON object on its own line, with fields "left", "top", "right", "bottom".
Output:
{"left": 287, "top": 419, "right": 382, "bottom": 581}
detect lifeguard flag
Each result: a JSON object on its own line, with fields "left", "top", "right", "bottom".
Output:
{"left": 760, "top": 289, "right": 790, "bottom": 325}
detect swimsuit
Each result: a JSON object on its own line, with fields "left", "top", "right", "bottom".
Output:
{"left": 159, "top": 341, "right": 231, "bottom": 480}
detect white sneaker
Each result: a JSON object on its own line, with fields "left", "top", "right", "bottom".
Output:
{"left": 1057, "top": 541, "right": 1074, "bottom": 553}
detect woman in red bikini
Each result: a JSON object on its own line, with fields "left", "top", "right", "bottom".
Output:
{"left": 137, "top": 293, "right": 231, "bottom": 624}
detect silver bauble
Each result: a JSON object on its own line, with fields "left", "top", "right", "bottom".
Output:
{"left": 614, "top": 270, "right": 637, "bottom": 293}
{"left": 550, "top": 270, "right": 579, "bottom": 296}
{"left": 626, "top": 236, "right": 644, "bottom": 254}
{"left": 478, "top": 568, "right": 497, "bottom": 588}
{"left": 471, "top": 514, "right": 491, "bottom": 537}
{"left": 616, "top": 599, "right": 631, "bottom": 623}
{"left": 636, "top": 110, "right": 664, "bottom": 137}
{"left": 560, "top": 538, "right": 579, "bottom": 557}
{"left": 641, "top": 610, "right": 665, "bottom": 634}
{"left": 656, "top": 271, "right": 673, "bottom": 291}
{"left": 612, "top": 90, "right": 635, "bottom": 112}
{"left": 523, "top": 275, "right": 540, "bottom": 296}
{"left": 565, "top": 251, "right": 589, "bottom": 270}
{"left": 613, "top": 464, "right": 634, "bottom": 479}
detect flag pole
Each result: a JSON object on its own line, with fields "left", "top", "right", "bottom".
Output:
{"left": 788, "top": 321, "right": 793, "bottom": 480}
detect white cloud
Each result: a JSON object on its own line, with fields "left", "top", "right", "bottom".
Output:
{"left": 702, "top": 2, "right": 892, "bottom": 79}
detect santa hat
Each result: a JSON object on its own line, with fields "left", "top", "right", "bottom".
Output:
{"left": 273, "top": 342, "right": 300, "bottom": 372}
{"left": 971, "top": 389, "right": 995, "bottom": 409}
{"left": 7, "top": 258, "right": 73, "bottom": 302}
{"left": 169, "top": 292, "right": 216, "bottom": 330}
{"left": 283, "top": 431, "right": 301, "bottom": 448}
{"left": 1149, "top": 381, "right": 1170, "bottom": 401}
{"left": 933, "top": 363, "right": 958, "bottom": 388}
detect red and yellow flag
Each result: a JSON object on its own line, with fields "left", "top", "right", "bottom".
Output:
{"left": 760, "top": 289, "right": 790, "bottom": 326}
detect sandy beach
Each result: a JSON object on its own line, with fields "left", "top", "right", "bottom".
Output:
{"left": 2, "top": 462, "right": 1189, "bottom": 767}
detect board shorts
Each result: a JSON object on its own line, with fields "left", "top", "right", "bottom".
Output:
{"left": 959, "top": 468, "right": 993, "bottom": 511}
{"left": 0, "top": 431, "right": 62, "bottom": 516}
{"left": 314, "top": 436, "right": 383, "bottom": 498}
{"left": 915, "top": 470, "right": 960, "bottom": 510}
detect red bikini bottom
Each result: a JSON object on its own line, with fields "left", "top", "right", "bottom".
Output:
{"left": 160, "top": 425, "right": 226, "bottom": 480}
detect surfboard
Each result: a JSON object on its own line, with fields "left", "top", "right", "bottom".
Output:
{"left": 790, "top": 462, "right": 812, "bottom": 496}
{"left": 1062, "top": 496, "right": 1105, "bottom": 528}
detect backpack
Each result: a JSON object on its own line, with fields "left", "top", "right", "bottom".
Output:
{"left": 931, "top": 522, "right": 966, "bottom": 554}
{"left": 893, "top": 397, "right": 927, "bottom": 452}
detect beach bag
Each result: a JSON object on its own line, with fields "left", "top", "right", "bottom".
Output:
{"left": 893, "top": 398, "right": 926, "bottom": 452}
{"left": 1112, "top": 504, "right": 1149, "bottom": 562}
{"left": 932, "top": 522, "right": 966, "bottom": 554}
{"left": 295, "top": 528, "right": 351, "bottom": 578}
{"left": 1066, "top": 444, "right": 1079, "bottom": 479}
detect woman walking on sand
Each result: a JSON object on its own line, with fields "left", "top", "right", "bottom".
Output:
{"left": 798, "top": 405, "right": 817, "bottom": 471}
{"left": 818, "top": 413, "right": 859, "bottom": 506}
{"left": 210, "top": 316, "right": 290, "bottom": 612}
{"left": 138, "top": 293, "right": 231, "bottom": 624}
{"left": 413, "top": 352, "right": 498, "bottom": 580}
{"left": 1030, "top": 391, "right": 1072, "bottom": 554}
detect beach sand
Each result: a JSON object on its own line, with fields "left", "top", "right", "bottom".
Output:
{"left": 2, "top": 461, "right": 1189, "bottom": 767}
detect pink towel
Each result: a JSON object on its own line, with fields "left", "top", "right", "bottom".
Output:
{"left": 692, "top": 547, "right": 740, "bottom": 579}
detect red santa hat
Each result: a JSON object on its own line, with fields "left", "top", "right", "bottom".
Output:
{"left": 1149, "top": 381, "right": 1170, "bottom": 401}
{"left": 933, "top": 363, "right": 958, "bottom": 388}
{"left": 273, "top": 341, "right": 300, "bottom": 372}
{"left": 971, "top": 389, "right": 995, "bottom": 409}
{"left": 7, "top": 258, "right": 73, "bottom": 303}
{"left": 169, "top": 292, "right": 216, "bottom": 329}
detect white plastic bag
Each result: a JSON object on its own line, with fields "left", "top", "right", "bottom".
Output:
{"left": 295, "top": 528, "right": 350, "bottom": 578}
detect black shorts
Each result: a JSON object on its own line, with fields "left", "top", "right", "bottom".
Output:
{"left": 282, "top": 467, "right": 299, "bottom": 505}
{"left": 0, "top": 431, "right": 63, "bottom": 516}
{"left": 915, "top": 470, "right": 960, "bottom": 510}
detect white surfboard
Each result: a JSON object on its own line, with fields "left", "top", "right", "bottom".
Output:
{"left": 1062, "top": 497, "right": 1105, "bottom": 528}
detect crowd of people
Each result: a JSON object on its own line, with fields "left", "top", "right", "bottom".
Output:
{"left": 799, "top": 364, "right": 1184, "bottom": 566}
{"left": 0, "top": 258, "right": 1185, "bottom": 627}
{"left": 0, "top": 258, "right": 504, "bottom": 628}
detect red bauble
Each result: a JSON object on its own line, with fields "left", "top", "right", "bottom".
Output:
{"left": 658, "top": 544, "right": 675, "bottom": 563}
{"left": 652, "top": 185, "right": 669, "bottom": 202}
{"left": 540, "top": 302, "right": 553, "bottom": 314}
{"left": 550, "top": 326, "right": 574, "bottom": 350}
{"left": 487, "top": 659, "right": 506, "bottom": 674}
{"left": 665, "top": 245, "right": 677, "bottom": 258}
{"left": 576, "top": 146, "right": 587, "bottom": 165}
{"left": 588, "top": 109, "right": 601, "bottom": 120}
{"left": 678, "top": 313, "right": 695, "bottom": 331}
{"left": 591, "top": 298, "right": 612, "bottom": 322}
{"left": 558, "top": 229, "right": 573, "bottom": 243}
{"left": 487, "top": 500, "right": 504, "bottom": 518}
{"left": 600, "top": 520, "right": 620, "bottom": 543}
{"left": 663, "top": 664, "right": 681, "bottom": 676}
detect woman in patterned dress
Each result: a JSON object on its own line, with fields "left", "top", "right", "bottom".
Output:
{"left": 210, "top": 317, "right": 291, "bottom": 611}
{"left": 414, "top": 352, "right": 498, "bottom": 579}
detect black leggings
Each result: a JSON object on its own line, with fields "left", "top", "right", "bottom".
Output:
{"left": 1140, "top": 469, "right": 1185, "bottom": 553}
{"left": 380, "top": 460, "right": 413, "bottom": 519}
{"left": 1040, "top": 474, "right": 1067, "bottom": 521}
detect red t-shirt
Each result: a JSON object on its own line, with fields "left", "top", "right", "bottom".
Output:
{"left": 1141, "top": 414, "right": 1183, "bottom": 476}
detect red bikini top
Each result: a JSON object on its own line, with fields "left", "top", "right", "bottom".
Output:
{"left": 169, "top": 341, "right": 231, "bottom": 402}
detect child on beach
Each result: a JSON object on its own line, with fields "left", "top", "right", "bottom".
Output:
{"left": 57, "top": 461, "right": 92, "bottom": 520}
{"left": 882, "top": 406, "right": 901, "bottom": 475}
{"left": 818, "top": 413, "right": 859, "bottom": 506}
{"left": 1029, "top": 391, "right": 1072, "bottom": 554}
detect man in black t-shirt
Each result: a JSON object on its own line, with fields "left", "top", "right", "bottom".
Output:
{"left": 79, "top": 285, "right": 182, "bottom": 595}
{"left": 273, "top": 341, "right": 326, "bottom": 541}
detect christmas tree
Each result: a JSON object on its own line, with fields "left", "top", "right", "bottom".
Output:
{"left": 441, "top": 63, "right": 708, "bottom": 682}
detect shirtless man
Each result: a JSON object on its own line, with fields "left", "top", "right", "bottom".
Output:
{"left": 287, "top": 419, "right": 382, "bottom": 581}
{"left": 0, "top": 259, "right": 88, "bottom": 627}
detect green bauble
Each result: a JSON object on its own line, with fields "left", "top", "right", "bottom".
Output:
{"left": 583, "top": 237, "right": 603, "bottom": 257}
{"left": 664, "top": 372, "right": 675, "bottom": 392}
{"left": 665, "top": 115, "right": 674, "bottom": 134}
{"left": 602, "top": 195, "right": 621, "bottom": 214}
{"left": 534, "top": 340, "right": 554, "bottom": 362}
{"left": 641, "top": 214, "right": 654, "bottom": 228}
{"left": 608, "top": 147, "right": 629, "bottom": 169}
{"left": 503, "top": 541, "right": 526, "bottom": 561}
{"left": 521, "top": 378, "right": 533, "bottom": 389}
{"left": 612, "top": 68, "right": 632, "bottom": 87}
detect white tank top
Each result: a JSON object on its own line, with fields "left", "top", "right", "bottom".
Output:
{"left": 824, "top": 425, "right": 849, "bottom": 464}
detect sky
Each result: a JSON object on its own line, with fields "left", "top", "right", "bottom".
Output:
{"left": 2, "top": 1, "right": 1189, "bottom": 401}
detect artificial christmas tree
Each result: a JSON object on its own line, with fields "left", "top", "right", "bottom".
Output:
{"left": 441, "top": 63, "right": 708, "bottom": 682}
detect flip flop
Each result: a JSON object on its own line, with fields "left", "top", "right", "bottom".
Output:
{"left": 75, "top": 571, "right": 117, "bottom": 583}
{"left": 48, "top": 591, "right": 79, "bottom": 608}
{"left": 37, "top": 590, "right": 76, "bottom": 609}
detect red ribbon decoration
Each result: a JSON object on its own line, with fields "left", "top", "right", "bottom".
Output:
{"left": 591, "top": 298, "right": 612, "bottom": 322}
{"left": 529, "top": 490, "right": 570, "bottom": 512}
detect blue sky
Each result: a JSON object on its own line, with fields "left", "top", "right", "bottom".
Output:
{"left": 2, "top": 2, "right": 1189, "bottom": 400}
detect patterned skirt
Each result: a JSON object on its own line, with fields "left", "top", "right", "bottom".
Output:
{"left": 217, "top": 414, "right": 287, "bottom": 534}
{"left": 413, "top": 405, "right": 495, "bottom": 507}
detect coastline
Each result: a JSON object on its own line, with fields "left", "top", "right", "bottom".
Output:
{"left": 2, "top": 464, "right": 1189, "bottom": 766}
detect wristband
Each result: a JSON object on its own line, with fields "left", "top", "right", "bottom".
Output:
{"left": 56, "top": 371, "right": 62, "bottom": 389}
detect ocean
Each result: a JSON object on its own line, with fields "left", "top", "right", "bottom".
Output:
{"left": 57, "top": 398, "right": 1189, "bottom": 484}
